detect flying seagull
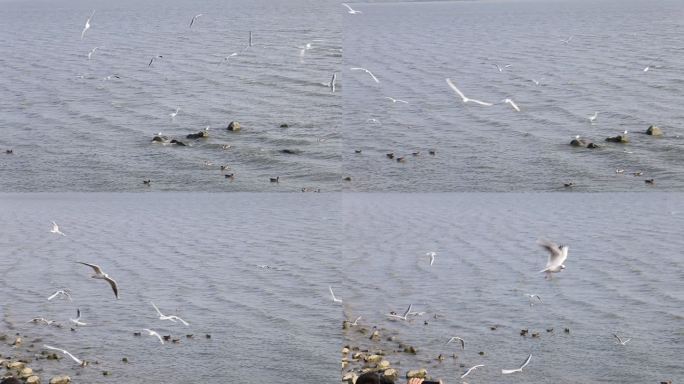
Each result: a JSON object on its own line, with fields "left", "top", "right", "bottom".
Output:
{"left": 613, "top": 333, "right": 631, "bottom": 345}
{"left": 325, "top": 73, "right": 336, "bottom": 93}
{"left": 169, "top": 107, "right": 180, "bottom": 119}
{"left": 502, "top": 354, "right": 532, "bottom": 374}
{"left": 30, "top": 317, "right": 57, "bottom": 326}
{"left": 503, "top": 98, "right": 520, "bottom": 112}
{"left": 342, "top": 3, "right": 362, "bottom": 14}
{"left": 495, "top": 64, "right": 512, "bottom": 72}
{"left": 445, "top": 78, "right": 493, "bottom": 106}
{"left": 43, "top": 345, "right": 85, "bottom": 366}
{"left": 589, "top": 111, "right": 598, "bottom": 123}
{"left": 538, "top": 239, "right": 568, "bottom": 279}
{"left": 560, "top": 36, "right": 573, "bottom": 44}
{"left": 87, "top": 47, "right": 98, "bottom": 60}
{"left": 47, "top": 289, "right": 72, "bottom": 301}
{"left": 143, "top": 328, "right": 165, "bottom": 344}
{"left": 350, "top": 67, "right": 379, "bottom": 83}
{"left": 329, "top": 286, "right": 343, "bottom": 303}
{"left": 77, "top": 262, "right": 119, "bottom": 299}
{"left": 386, "top": 304, "right": 413, "bottom": 321}
{"left": 50, "top": 221, "right": 66, "bottom": 236}
{"left": 461, "top": 364, "right": 485, "bottom": 379}
{"left": 446, "top": 336, "right": 465, "bottom": 350}
{"left": 81, "top": 10, "right": 95, "bottom": 40}
{"left": 385, "top": 97, "right": 408, "bottom": 104}
{"left": 350, "top": 316, "right": 362, "bottom": 326}
{"left": 148, "top": 55, "right": 163, "bottom": 66}
{"left": 525, "top": 294, "right": 543, "bottom": 306}
{"left": 426, "top": 252, "right": 436, "bottom": 266}
{"left": 70, "top": 309, "right": 87, "bottom": 326}
{"left": 189, "top": 14, "right": 203, "bottom": 28}
{"left": 151, "top": 302, "right": 189, "bottom": 326}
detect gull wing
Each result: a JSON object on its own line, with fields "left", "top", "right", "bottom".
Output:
{"left": 445, "top": 78, "right": 466, "bottom": 101}
{"left": 151, "top": 302, "right": 164, "bottom": 317}
{"left": 469, "top": 98, "right": 494, "bottom": 106}
{"left": 506, "top": 99, "right": 521, "bottom": 111}
{"left": 104, "top": 276, "right": 119, "bottom": 299}
{"left": 537, "top": 239, "right": 563, "bottom": 268}
{"left": 519, "top": 354, "right": 532, "bottom": 370}
{"left": 342, "top": 3, "right": 354, "bottom": 11}
{"left": 170, "top": 316, "right": 189, "bottom": 326}
{"left": 47, "top": 291, "right": 59, "bottom": 301}
{"left": 77, "top": 262, "right": 103, "bottom": 275}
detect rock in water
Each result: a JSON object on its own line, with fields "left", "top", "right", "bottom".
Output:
{"left": 605, "top": 134, "right": 629, "bottom": 143}
{"left": 646, "top": 125, "right": 663, "bottom": 136}
{"left": 406, "top": 369, "right": 428, "bottom": 379}
{"left": 227, "top": 121, "right": 241, "bottom": 131}
{"left": 49, "top": 376, "right": 71, "bottom": 384}
{"left": 186, "top": 131, "right": 209, "bottom": 139}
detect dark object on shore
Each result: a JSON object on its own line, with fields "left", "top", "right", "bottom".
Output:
{"left": 5, "top": 149, "right": 13, "bottom": 154}
{"left": 605, "top": 134, "right": 629, "bottom": 143}
{"left": 170, "top": 139, "right": 186, "bottom": 146}
{"left": 143, "top": 180, "right": 151, "bottom": 185}
{"left": 344, "top": 176, "right": 352, "bottom": 181}
{"left": 564, "top": 182, "right": 574, "bottom": 188}
{"left": 520, "top": 329, "right": 528, "bottom": 336}
{"left": 227, "top": 121, "right": 241, "bottom": 131}
{"left": 1, "top": 378, "right": 22, "bottom": 384}
{"left": 386, "top": 153, "right": 394, "bottom": 159}
{"left": 531, "top": 332, "right": 540, "bottom": 338}
{"left": 280, "top": 123, "right": 289, "bottom": 128}
{"left": 429, "top": 149, "right": 436, "bottom": 155}
{"left": 280, "top": 149, "right": 301, "bottom": 155}
{"left": 186, "top": 131, "right": 209, "bottom": 139}
{"left": 646, "top": 125, "right": 663, "bottom": 136}
{"left": 270, "top": 176, "right": 279, "bottom": 183}
{"left": 355, "top": 149, "right": 362, "bottom": 153}
{"left": 645, "top": 179, "right": 655, "bottom": 184}
{"left": 224, "top": 173, "right": 234, "bottom": 179}
{"left": 355, "top": 372, "right": 394, "bottom": 384}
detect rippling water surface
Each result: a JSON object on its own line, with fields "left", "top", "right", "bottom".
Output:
{"left": 0, "top": 0, "right": 341, "bottom": 191}
{"left": 341, "top": 193, "right": 684, "bottom": 383}
{"left": 0, "top": 193, "right": 341, "bottom": 383}
{"left": 343, "top": 0, "right": 684, "bottom": 191}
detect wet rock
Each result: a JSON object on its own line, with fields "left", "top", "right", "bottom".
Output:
{"left": 344, "top": 176, "right": 352, "bottom": 182}
{"left": 170, "top": 139, "right": 186, "bottom": 146}
{"left": 122, "top": 357, "right": 128, "bottom": 363}
{"left": 49, "top": 376, "right": 71, "bottom": 384}
{"left": 564, "top": 328, "right": 570, "bottom": 333}
{"left": 406, "top": 369, "right": 427, "bottom": 379}
{"left": 587, "top": 142, "right": 600, "bottom": 148}
{"left": 605, "top": 134, "right": 629, "bottom": 143}
{"left": 342, "top": 372, "right": 357, "bottom": 384}
{"left": 227, "top": 121, "right": 241, "bottom": 131}
{"left": 377, "top": 360, "right": 391, "bottom": 370}
{"left": 365, "top": 354, "right": 383, "bottom": 363}
{"left": 8, "top": 361, "right": 26, "bottom": 370}
{"left": 383, "top": 368, "right": 398, "bottom": 381}
{"left": 646, "top": 125, "right": 663, "bottom": 136}
{"left": 478, "top": 351, "right": 485, "bottom": 356}
{"left": 403, "top": 346, "right": 417, "bottom": 354}
{"left": 186, "top": 131, "right": 209, "bottom": 139}
{"left": 151, "top": 135, "right": 169, "bottom": 143}
{"left": 20, "top": 368, "right": 34, "bottom": 378}
{"left": 369, "top": 330, "right": 381, "bottom": 342}
{"left": 26, "top": 376, "right": 41, "bottom": 384}
{"left": 102, "top": 371, "right": 111, "bottom": 376}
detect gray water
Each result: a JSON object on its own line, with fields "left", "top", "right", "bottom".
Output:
{"left": 0, "top": 0, "right": 341, "bottom": 192}
{"left": 340, "top": 193, "right": 684, "bottom": 383}
{"left": 0, "top": 193, "right": 341, "bottom": 384}
{"left": 342, "top": 0, "right": 684, "bottom": 191}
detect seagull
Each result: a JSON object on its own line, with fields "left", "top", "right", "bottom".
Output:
{"left": 350, "top": 67, "right": 379, "bottom": 83}
{"left": 613, "top": 333, "right": 631, "bottom": 345}
{"left": 299, "top": 42, "right": 312, "bottom": 60}
{"left": 426, "top": 252, "right": 436, "bottom": 266}
{"left": 494, "top": 64, "right": 512, "bottom": 72}
{"left": 148, "top": 55, "right": 163, "bottom": 66}
{"left": 560, "top": 35, "right": 573, "bottom": 44}
{"left": 30, "top": 317, "right": 57, "bottom": 325}
{"left": 503, "top": 98, "right": 521, "bottom": 112}
{"left": 367, "top": 118, "right": 381, "bottom": 124}
{"left": 525, "top": 294, "right": 543, "bottom": 306}
{"left": 385, "top": 97, "right": 408, "bottom": 104}
{"left": 461, "top": 364, "right": 485, "bottom": 379}
{"left": 329, "top": 286, "right": 343, "bottom": 303}
{"left": 70, "top": 309, "right": 87, "bottom": 326}
{"left": 342, "top": 3, "right": 362, "bottom": 14}
{"left": 589, "top": 111, "right": 598, "bottom": 123}
{"left": 151, "top": 302, "right": 189, "bottom": 326}
{"left": 350, "top": 316, "right": 362, "bottom": 326}
{"left": 81, "top": 11, "right": 95, "bottom": 40}
{"left": 386, "top": 304, "right": 412, "bottom": 321}
{"left": 76, "top": 262, "right": 119, "bottom": 299}
{"left": 143, "top": 328, "right": 165, "bottom": 344}
{"left": 221, "top": 52, "right": 239, "bottom": 63}
{"left": 531, "top": 79, "right": 541, "bottom": 85}
{"left": 50, "top": 221, "right": 66, "bottom": 236}
{"left": 189, "top": 14, "right": 203, "bottom": 28}
{"left": 169, "top": 107, "right": 180, "bottom": 119}
{"left": 87, "top": 47, "right": 98, "bottom": 60}
{"left": 445, "top": 78, "right": 493, "bottom": 106}
{"left": 43, "top": 345, "right": 84, "bottom": 365}
{"left": 538, "top": 239, "right": 568, "bottom": 279}
{"left": 322, "top": 73, "right": 336, "bottom": 93}
{"left": 502, "top": 354, "right": 532, "bottom": 374}
{"left": 446, "top": 336, "right": 465, "bottom": 350}
{"left": 47, "top": 289, "right": 72, "bottom": 301}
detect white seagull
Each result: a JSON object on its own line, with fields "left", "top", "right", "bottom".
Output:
{"left": 494, "top": 64, "right": 512, "bottom": 72}
{"left": 613, "top": 333, "right": 631, "bottom": 345}
{"left": 43, "top": 345, "right": 84, "bottom": 365}
{"left": 461, "top": 364, "right": 485, "bottom": 379}
{"left": 538, "top": 239, "right": 569, "bottom": 279}
{"left": 50, "top": 221, "right": 66, "bottom": 236}
{"left": 189, "top": 14, "right": 203, "bottom": 28}
{"left": 386, "top": 304, "right": 412, "bottom": 321}
{"left": 324, "top": 73, "right": 336, "bottom": 93}
{"left": 143, "top": 328, "right": 165, "bottom": 344}
{"left": 446, "top": 336, "right": 465, "bottom": 350}
{"left": 446, "top": 78, "right": 493, "bottom": 106}
{"left": 350, "top": 316, "right": 362, "bottom": 326}
{"left": 426, "top": 252, "right": 436, "bottom": 266}
{"left": 342, "top": 3, "right": 362, "bottom": 14}
{"left": 525, "top": 294, "right": 543, "bottom": 306}
{"left": 30, "top": 317, "right": 57, "bottom": 325}
{"left": 151, "top": 302, "right": 189, "bottom": 326}
{"left": 589, "top": 111, "right": 598, "bottom": 123}
{"left": 70, "top": 309, "right": 87, "bottom": 326}
{"left": 350, "top": 67, "right": 379, "bottom": 83}
{"left": 560, "top": 35, "right": 573, "bottom": 44}
{"left": 502, "top": 354, "right": 532, "bottom": 374}
{"left": 77, "top": 262, "right": 119, "bottom": 299}
{"left": 503, "top": 98, "right": 521, "bottom": 112}
{"left": 47, "top": 289, "right": 72, "bottom": 301}
{"left": 87, "top": 47, "right": 98, "bottom": 60}
{"left": 169, "top": 107, "right": 180, "bottom": 119}
{"left": 81, "top": 11, "right": 95, "bottom": 40}
{"left": 329, "top": 286, "right": 343, "bottom": 303}
{"left": 385, "top": 97, "right": 408, "bottom": 104}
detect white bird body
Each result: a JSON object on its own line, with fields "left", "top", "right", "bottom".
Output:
{"left": 143, "top": 328, "right": 165, "bottom": 344}
{"left": 47, "top": 289, "right": 71, "bottom": 301}
{"left": 70, "top": 309, "right": 87, "bottom": 326}
{"left": 30, "top": 317, "right": 57, "bottom": 325}
{"left": 87, "top": 47, "right": 98, "bottom": 60}
{"left": 502, "top": 354, "right": 532, "bottom": 374}
{"left": 446, "top": 336, "right": 465, "bottom": 349}
{"left": 446, "top": 78, "right": 493, "bottom": 106}
{"left": 495, "top": 64, "right": 512, "bottom": 72}
{"left": 560, "top": 36, "right": 573, "bottom": 44}
{"left": 43, "top": 345, "right": 84, "bottom": 365}
{"left": 350, "top": 316, "right": 361, "bottom": 325}
{"left": 426, "top": 252, "right": 436, "bottom": 266}
{"left": 350, "top": 67, "right": 379, "bottom": 83}
{"left": 329, "top": 286, "right": 343, "bottom": 303}
{"left": 589, "top": 111, "right": 598, "bottom": 123}
{"left": 525, "top": 294, "right": 543, "bottom": 306}
{"left": 151, "top": 302, "right": 189, "bottom": 326}
{"left": 461, "top": 364, "right": 485, "bottom": 378}
{"left": 504, "top": 98, "right": 520, "bottom": 112}
{"left": 169, "top": 108, "right": 180, "bottom": 119}
{"left": 81, "top": 11, "right": 95, "bottom": 40}
{"left": 385, "top": 97, "right": 408, "bottom": 104}
{"left": 538, "top": 239, "right": 568, "bottom": 278}
{"left": 342, "top": 3, "right": 362, "bottom": 14}
{"left": 614, "top": 333, "right": 631, "bottom": 345}
{"left": 330, "top": 73, "right": 337, "bottom": 93}
{"left": 386, "top": 304, "right": 412, "bottom": 321}
{"left": 77, "top": 262, "right": 119, "bottom": 299}
{"left": 50, "top": 221, "right": 66, "bottom": 236}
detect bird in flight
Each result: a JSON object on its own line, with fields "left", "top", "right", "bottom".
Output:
{"left": 446, "top": 78, "right": 493, "bottom": 106}
{"left": 494, "top": 64, "right": 512, "bottom": 72}
{"left": 189, "top": 14, "right": 203, "bottom": 28}
{"left": 589, "top": 111, "right": 598, "bottom": 123}
{"left": 342, "top": 3, "right": 362, "bottom": 14}
{"left": 169, "top": 107, "right": 180, "bottom": 119}
{"left": 613, "top": 333, "right": 631, "bottom": 345}
{"left": 70, "top": 309, "right": 87, "bottom": 326}
{"left": 143, "top": 328, "right": 165, "bottom": 344}
{"left": 461, "top": 364, "right": 485, "bottom": 379}
{"left": 43, "top": 345, "right": 86, "bottom": 366}
{"left": 151, "top": 302, "right": 189, "bottom": 326}
{"left": 50, "top": 221, "right": 66, "bottom": 236}
{"left": 77, "top": 262, "right": 119, "bottom": 299}
{"left": 148, "top": 55, "right": 163, "bottom": 66}
{"left": 426, "top": 252, "right": 436, "bottom": 266}
{"left": 538, "top": 239, "right": 569, "bottom": 279}
{"left": 329, "top": 286, "right": 343, "bottom": 303}
{"left": 525, "top": 294, "right": 543, "bottom": 306}
{"left": 81, "top": 11, "right": 95, "bottom": 40}
{"left": 87, "top": 47, "right": 98, "bottom": 60}
{"left": 503, "top": 98, "right": 521, "bottom": 112}
{"left": 386, "top": 304, "right": 413, "bottom": 321}
{"left": 385, "top": 97, "right": 408, "bottom": 104}
{"left": 502, "top": 354, "right": 532, "bottom": 374}
{"left": 47, "top": 289, "right": 71, "bottom": 301}
{"left": 446, "top": 336, "right": 465, "bottom": 350}
{"left": 350, "top": 67, "right": 379, "bottom": 83}
{"left": 560, "top": 35, "right": 573, "bottom": 44}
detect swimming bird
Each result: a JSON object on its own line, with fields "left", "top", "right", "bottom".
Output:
{"left": 43, "top": 345, "right": 85, "bottom": 365}
{"left": 81, "top": 11, "right": 95, "bottom": 40}
{"left": 329, "top": 286, "right": 343, "bottom": 303}
{"left": 560, "top": 35, "right": 573, "bottom": 44}
{"left": 494, "top": 64, "right": 512, "bottom": 72}
{"left": 143, "top": 328, "right": 165, "bottom": 344}
{"left": 502, "top": 354, "right": 532, "bottom": 374}
{"left": 50, "top": 221, "right": 66, "bottom": 236}
{"left": 386, "top": 304, "right": 412, "bottom": 321}
{"left": 461, "top": 364, "right": 485, "bottom": 378}
{"left": 87, "top": 47, "right": 98, "bottom": 60}
{"left": 385, "top": 97, "right": 408, "bottom": 104}
{"left": 445, "top": 78, "right": 493, "bottom": 106}
{"left": 589, "top": 111, "right": 598, "bottom": 123}
{"left": 342, "top": 3, "right": 362, "bottom": 14}
{"left": 151, "top": 302, "right": 189, "bottom": 326}
{"left": 47, "top": 289, "right": 72, "bottom": 301}
{"left": 70, "top": 309, "right": 87, "bottom": 326}
{"left": 350, "top": 67, "right": 379, "bottom": 83}
{"left": 426, "top": 251, "right": 436, "bottom": 266}
{"left": 503, "top": 98, "right": 520, "bottom": 112}
{"left": 613, "top": 333, "right": 631, "bottom": 345}
{"left": 189, "top": 14, "right": 202, "bottom": 28}
{"left": 446, "top": 336, "right": 465, "bottom": 350}
{"left": 525, "top": 294, "right": 543, "bottom": 306}
{"left": 77, "top": 262, "right": 119, "bottom": 299}
{"left": 538, "top": 239, "right": 568, "bottom": 279}
{"left": 169, "top": 107, "right": 180, "bottom": 119}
